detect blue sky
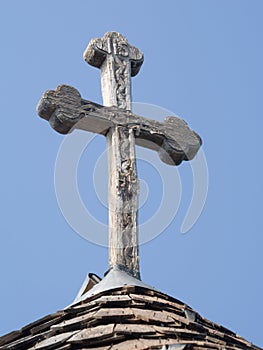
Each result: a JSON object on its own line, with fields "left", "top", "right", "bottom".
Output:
{"left": 1, "top": 0, "right": 263, "bottom": 347}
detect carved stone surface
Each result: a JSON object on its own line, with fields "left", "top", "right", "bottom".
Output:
{"left": 84, "top": 32, "right": 143, "bottom": 110}
{"left": 84, "top": 32, "right": 143, "bottom": 76}
{"left": 36, "top": 32, "right": 202, "bottom": 279}
{"left": 85, "top": 33, "right": 142, "bottom": 278}
{"left": 107, "top": 126, "right": 139, "bottom": 278}
{"left": 37, "top": 84, "right": 201, "bottom": 166}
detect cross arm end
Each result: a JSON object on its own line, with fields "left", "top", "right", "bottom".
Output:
{"left": 36, "top": 85, "right": 84, "bottom": 134}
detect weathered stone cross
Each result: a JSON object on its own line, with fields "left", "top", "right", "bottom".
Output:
{"left": 37, "top": 32, "right": 201, "bottom": 279}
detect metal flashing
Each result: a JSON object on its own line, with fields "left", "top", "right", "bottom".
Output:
{"left": 71, "top": 267, "right": 156, "bottom": 305}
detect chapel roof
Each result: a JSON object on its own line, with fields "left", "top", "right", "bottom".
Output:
{"left": 0, "top": 269, "right": 260, "bottom": 350}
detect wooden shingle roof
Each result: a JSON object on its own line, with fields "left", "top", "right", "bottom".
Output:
{"left": 0, "top": 269, "right": 260, "bottom": 350}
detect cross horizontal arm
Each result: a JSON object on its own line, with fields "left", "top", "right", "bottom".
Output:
{"left": 37, "top": 85, "right": 202, "bottom": 166}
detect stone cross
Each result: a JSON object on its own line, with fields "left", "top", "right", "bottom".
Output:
{"left": 37, "top": 32, "right": 201, "bottom": 279}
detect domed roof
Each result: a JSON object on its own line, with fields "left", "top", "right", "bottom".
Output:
{"left": 0, "top": 269, "right": 260, "bottom": 350}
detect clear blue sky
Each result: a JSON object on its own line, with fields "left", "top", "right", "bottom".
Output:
{"left": 1, "top": 0, "right": 263, "bottom": 347}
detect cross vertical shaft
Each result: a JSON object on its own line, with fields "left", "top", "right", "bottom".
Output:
{"left": 103, "top": 36, "right": 139, "bottom": 278}
{"left": 107, "top": 126, "right": 139, "bottom": 278}
{"left": 84, "top": 32, "right": 144, "bottom": 278}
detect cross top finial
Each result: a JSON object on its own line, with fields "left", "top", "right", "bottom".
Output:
{"left": 83, "top": 32, "right": 144, "bottom": 110}
{"left": 84, "top": 31, "right": 144, "bottom": 76}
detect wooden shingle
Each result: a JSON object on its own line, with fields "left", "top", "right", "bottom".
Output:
{"left": 0, "top": 279, "right": 261, "bottom": 350}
